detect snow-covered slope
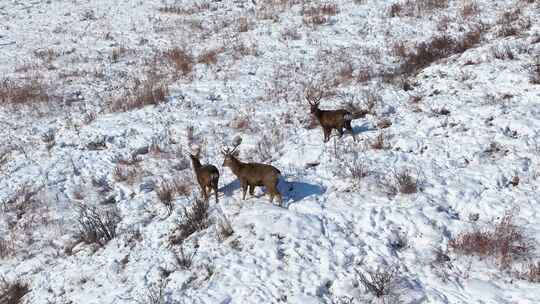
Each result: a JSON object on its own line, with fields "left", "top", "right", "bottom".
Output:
{"left": 1, "top": 0, "right": 540, "bottom": 303}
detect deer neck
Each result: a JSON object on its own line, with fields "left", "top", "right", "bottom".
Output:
{"left": 228, "top": 157, "right": 244, "bottom": 175}
{"left": 190, "top": 157, "right": 202, "bottom": 170}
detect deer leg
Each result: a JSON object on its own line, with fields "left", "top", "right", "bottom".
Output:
{"left": 345, "top": 121, "right": 356, "bottom": 142}
{"left": 241, "top": 182, "right": 248, "bottom": 200}
{"left": 338, "top": 127, "right": 344, "bottom": 138}
{"left": 249, "top": 185, "right": 255, "bottom": 196}
{"left": 201, "top": 185, "right": 208, "bottom": 201}
{"left": 323, "top": 127, "right": 331, "bottom": 142}
{"left": 213, "top": 184, "right": 219, "bottom": 203}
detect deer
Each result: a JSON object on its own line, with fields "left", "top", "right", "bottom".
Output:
{"left": 188, "top": 148, "right": 220, "bottom": 203}
{"left": 306, "top": 87, "right": 371, "bottom": 143}
{"left": 221, "top": 140, "right": 282, "bottom": 205}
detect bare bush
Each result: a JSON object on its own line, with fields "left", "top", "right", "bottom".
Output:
{"left": 217, "top": 217, "right": 234, "bottom": 242}
{"left": 389, "top": 0, "right": 448, "bottom": 17}
{"left": 518, "top": 262, "right": 540, "bottom": 282}
{"left": 302, "top": 3, "right": 338, "bottom": 26}
{"left": 397, "top": 28, "right": 481, "bottom": 76}
{"left": 109, "top": 76, "right": 169, "bottom": 112}
{"left": 158, "top": 2, "right": 210, "bottom": 15}
{"left": 0, "top": 77, "right": 50, "bottom": 105}
{"left": 495, "top": 7, "right": 530, "bottom": 37}
{"left": 163, "top": 48, "right": 194, "bottom": 76}
{"left": 381, "top": 168, "right": 419, "bottom": 196}
{"left": 156, "top": 177, "right": 192, "bottom": 216}
{"left": 491, "top": 44, "right": 514, "bottom": 60}
{"left": 169, "top": 199, "right": 211, "bottom": 245}
{"left": 460, "top": 0, "right": 479, "bottom": 19}
{"left": 174, "top": 244, "right": 197, "bottom": 270}
{"left": 356, "top": 267, "right": 400, "bottom": 299}
{"left": 370, "top": 133, "right": 391, "bottom": 150}
{"left": 450, "top": 210, "right": 532, "bottom": 269}
{"left": 377, "top": 118, "right": 392, "bottom": 129}
{"left": 254, "top": 127, "right": 284, "bottom": 162}
{"left": 529, "top": 57, "right": 540, "bottom": 84}
{"left": 0, "top": 238, "right": 15, "bottom": 259}
{"left": 198, "top": 48, "right": 223, "bottom": 65}
{"left": 76, "top": 204, "right": 121, "bottom": 247}
{"left": 112, "top": 164, "right": 139, "bottom": 183}
{"left": 0, "top": 278, "right": 30, "bottom": 304}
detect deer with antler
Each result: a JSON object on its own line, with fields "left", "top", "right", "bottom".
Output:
{"left": 221, "top": 137, "right": 282, "bottom": 205}
{"left": 189, "top": 147, "right": 220, "bottom": 203}
{"left": 306, "top": 86, "right": 371, "bottom": 143}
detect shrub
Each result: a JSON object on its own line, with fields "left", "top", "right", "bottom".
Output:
{"left": 398, "top": 28, "right": 481, "bottom": 75}
{"left": 198, "top": 48, "right": 223, "bottom": 65}
{"left": 370, "top": 133, "right": 390, "bottom": 150}
{"left": 169, "top": 199, "right": 211, "bottom": 245}
{"left": 355, "top": 267, "right": 400, "bottom": 299}
{"left": 529, "top": 57, "right": 540, "bottom": 84}
{"left": 109, "top": 76, "right": 169, "bottom": 112}
{"left": 0, "top": 77, "right": 50, "bottom": 105}
{"left": 491, "top": 44, "right": 514, "bottom": 60}
{"left": 174, "top": 245, "right": 197, "bottom": 270}
{"left": 381, "top": 168, "right": 419, "bottom": 195}
{"left": 156, "top": 177, "right": 191, "bottom": 216}
{"left": 76, "top": 204, "right": 121, "bottom": 247}
{"left": 217, "top": 217, "right": 234, "bottom": 242}
{"left": 0, "top": 278, "right": 30, "bottom": 304}
{"left": 519, "top": 262, "right": 540, "bottom": 282}
{"left": 163, "top": 48, "right": 194, "bottom": 76}
{"left": 460, "top": 0, "right": 479, "bottom": 19}
{"left": 449, "top": 210, "right": 532, "bottom": 269}
{"left": 302, "top": 3, "right": 338, "bottom": 26}
{"left": 495, "top": 7, "right": 530, "bottom": 37}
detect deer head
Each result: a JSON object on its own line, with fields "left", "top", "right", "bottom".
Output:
{"left": 305, "top": 86, "right": 323, "bottom": 114}
{"left": 221, "top": 137, "right": 242, "bottom": 167}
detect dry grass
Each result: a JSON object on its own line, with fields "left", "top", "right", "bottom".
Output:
{"left": 0, "top": 278, "right": 29, "bottom": 304}
{"left": 109, "top": 76, "right": 169, "bottom": 112}
{"left": 450, "top": 210, "right": 532, "bottom": 269}
{"left": 370, "top": 133, "right": 391, "bottom": 150}
{"left": 0, "top": 77, "right": 50, "bottom": 105}
{"left": 529, "top": 57, "right": 540, "bottom": 84}
{"left": 158, "top": 2, "right": 210, "bottom": 15}
{"left": 75, "top": 204, "right": 121, "bottom": 247}
{"left": 389, "top": 0, "right": 448, "bottom": 17}
{"left": 460, "top": 0, "right": 479, "bottom": 19}
{"left": 495, "top": 7, "right": 530, "bottom": 37}
{"left": 396, "top": 27, "right": 482, "bottom": 76}
{"left": 169, "top": 199, "right": 211, "bottom": 245}
{"left": 163, "top": 48, "right": 194, "bottom": 76}
{"left": 518, "top": 262, "right": 540, "bottom": 282}
{"left": 491, "top": 44, "right": 514, "bottom": 60}
{"left": 302, "top": 3, "right": 338, "bottom": 26}
{"left": 198, "top": 48, "right": 223, "bottom": 65}
{"left": 355, "top": 267, "right": 400, "bottom": 299}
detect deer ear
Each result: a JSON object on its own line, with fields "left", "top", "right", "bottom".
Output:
{"left": 232, "top": 150, "right": 240, "bottom": 157}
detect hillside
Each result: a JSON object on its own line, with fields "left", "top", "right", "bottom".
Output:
{"left": 1, "top": 0, "right": 540, "bottom": 303}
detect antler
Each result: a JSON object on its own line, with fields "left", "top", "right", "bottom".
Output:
{"left": 305, "top": 85, "right": 323, "bottom": 106}
{"left": 222, "top": 136, "right": 242, "bottom": 155}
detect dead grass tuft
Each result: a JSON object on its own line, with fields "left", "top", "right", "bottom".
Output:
{"left": 0, "top": 278, "right": 30, "bottom": 304}
{"left": 450, "top": 210, "right": 533, "bottom": 269}
{"left": 0, "top": 77, "right": 50, "bottom": 105}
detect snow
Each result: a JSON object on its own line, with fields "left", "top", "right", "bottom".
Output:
{"left": 1, "top": 0, "right": 540, "bottom": 303}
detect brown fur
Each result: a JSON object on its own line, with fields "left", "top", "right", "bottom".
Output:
{"left": 222, "top": 149, "right": 282, "bottom": 205}
{"left": 310, "top": 105, "right": 356, "bottom": 142}
{"left": 306, "top": 88, "right": 357, "bottom": 142}
{"left": 189, "top": 153, "right": 219, "bottom": 203}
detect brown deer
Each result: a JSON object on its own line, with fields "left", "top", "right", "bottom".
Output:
{"left": 189, "top": 149, "right": 220, "bottom": 203}
{"left": 306, "top": 88, "right": 370, "bottom": 143}
{"left": 221, "top": 142, "right": 282, "bottom": 205}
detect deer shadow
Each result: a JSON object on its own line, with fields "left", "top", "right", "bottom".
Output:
{"left": 219, "top": 179, "right": 241, "bottom": 197}
{"left": 281, "top": 180, "right": 325, "bottom": 207}
{"left": 352, "top": 121, "right": 374, "bottom": 135}
{"left": 218, "top": 179, "right": 324, "bottom": 207}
